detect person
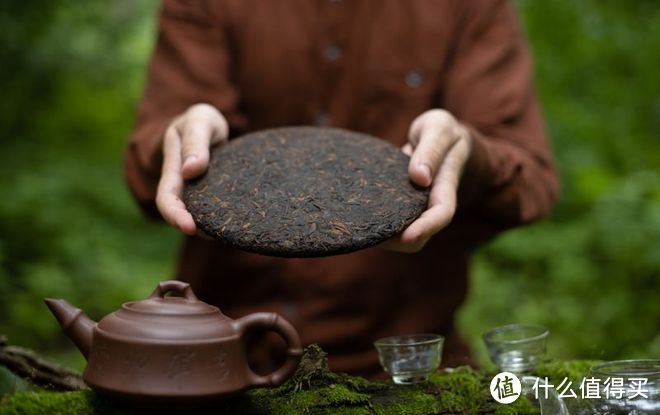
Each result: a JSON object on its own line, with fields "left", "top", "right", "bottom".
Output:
{"left": 124, "top": 0, "right": 558, "bottom": 378}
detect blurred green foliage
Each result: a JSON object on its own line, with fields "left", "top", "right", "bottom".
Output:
{"left": 0, "top": 0, "right": 658, "bottom": 391}
{"left": 458, "top": 0, "right": 660, "bottom": 365}
{"left": 0, "top": 1, "right": 175, "bottom": 368}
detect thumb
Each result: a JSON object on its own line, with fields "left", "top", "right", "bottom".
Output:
{"left": 180, "top": 106, "right": 229, "bottom": 180}
{"left": 408, "top": 121, "right": 456, "bottom": 188}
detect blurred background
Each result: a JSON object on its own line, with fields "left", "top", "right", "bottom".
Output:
{"left": 1, "top": 0, "right": 658, "bottom": 393}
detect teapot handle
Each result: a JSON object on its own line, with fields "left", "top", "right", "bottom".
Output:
{"left": 148, "top": 280, "right": 198, "bottom": 300}
{"left": 233, "top": 312, "right": 303, "bottom": 387}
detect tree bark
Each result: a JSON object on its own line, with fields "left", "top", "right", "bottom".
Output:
{"left": 0, "top": 335, "right": 86, "bottom": 391}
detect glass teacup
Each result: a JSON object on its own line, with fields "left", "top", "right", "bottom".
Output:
{"left": 374, "top": 334, "right": 444, "bottom": 384}
{"left": 483, "top": 324, "right": 549, "bottom": 375}
{"left": 587, "top": 359, "right": 660, "bottom": 414}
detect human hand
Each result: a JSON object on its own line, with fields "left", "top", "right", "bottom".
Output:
{"left": 156, "top": 103, "right": 229, "bottom": 235}
{"left": 381, "top": 109, "right": 473, "bottom": 253}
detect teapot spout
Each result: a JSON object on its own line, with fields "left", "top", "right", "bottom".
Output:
{"left": 44, "top": 298, "right": 96, "bottom": 359}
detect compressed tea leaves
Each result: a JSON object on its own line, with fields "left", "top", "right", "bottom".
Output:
{"left": 183, "top": 126, "right": 429, "bottom": 257}
{"left": 184, "top": 127, "right": 428, "bottom": 257}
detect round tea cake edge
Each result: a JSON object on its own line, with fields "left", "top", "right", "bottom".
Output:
{"left": 183, "top": 126, "right": 429, "bottom": 257}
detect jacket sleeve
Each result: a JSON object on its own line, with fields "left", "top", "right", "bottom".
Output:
{"left": 124, "top": 0, "right": 244, "bottom": 218}
{"left": 444, "top": 0, "right": 559, "bottom": 226}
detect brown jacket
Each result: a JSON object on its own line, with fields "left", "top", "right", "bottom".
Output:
{"left": 125, "top": 0, "right": 558, "bottom": 377}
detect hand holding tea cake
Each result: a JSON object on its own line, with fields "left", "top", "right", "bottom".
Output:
{"left": 156, "top": 103, "right": 229, "bottom": 236}
{"left": 382, "top": 109, "right": 473, "bottom": 253}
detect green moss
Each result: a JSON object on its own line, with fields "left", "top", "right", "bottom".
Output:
{"left": 429, "top": 366, "right": 486, "bottom": 412}
{"left": 253, "top": 345, "right": 372, "bottom": 415}
{"left": 0, "top": 390, "right": 132, "bottom": 415}
{"left": 536, "top": 359, "right": 600, "bottom": 385}
{"left": 371, "top": 387, "right": 439, "bottom": 415}
{"left": 334, "top": 373, "right": 371, "bottom": 392}
{"left": 288, "top": 384, "right": 370, "bottom": 412}
{"left": 494, "top": 396, "right": 540, "bottom": 415}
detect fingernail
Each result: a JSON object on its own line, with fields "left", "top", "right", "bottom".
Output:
{"left": 419, "top": 163, "right": 432, "bottom": 184}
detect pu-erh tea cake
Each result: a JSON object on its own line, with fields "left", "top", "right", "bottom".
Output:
{"left": 183, "top": 126, "right": 429, "bottom": 257}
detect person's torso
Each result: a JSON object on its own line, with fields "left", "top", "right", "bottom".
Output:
{"left": 178, "top": 0, "right": 477, "bottom": 376}
{"left": 215, "top": 0, "right": 461, "bottom": 143}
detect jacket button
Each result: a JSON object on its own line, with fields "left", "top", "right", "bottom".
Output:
{"left": 405, "top": 69, "right": 424, "bottom": 88}
{"left": 283, "top": 303, "right": 298, "bottom": 319}
{"left": 315, "top": 111, "right": 330, "bottom": 126}
{"left": 323, "top": 46, "right": 342, "bottom": 63}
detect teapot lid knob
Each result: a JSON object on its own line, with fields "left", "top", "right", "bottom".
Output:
{"left": 148, "top": 280, "right": 198, "bottom": 301}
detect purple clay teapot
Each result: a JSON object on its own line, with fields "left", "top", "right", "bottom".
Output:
{"left": 45, "top": 280, "right": 302, "bottom": 405}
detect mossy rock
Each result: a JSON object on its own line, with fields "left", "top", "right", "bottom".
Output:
{"left": 0, "top": 346, "right": 596, "bottom": 414}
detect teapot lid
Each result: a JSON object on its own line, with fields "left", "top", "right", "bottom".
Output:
{"left": 123, "top": 280, "right": 217, "bottom": 315}
{"left": 96, "top": 281, "right": 235, "bottom": 341}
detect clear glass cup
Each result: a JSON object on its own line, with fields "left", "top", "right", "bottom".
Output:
{"left": 374, "top": 334, "right": 444, "bottom": 384}
{"left": 483, "top": 324, "right": 549, "bottom": 375}
{"left": 587, "top": 359, "right": 660, "bottom": 414}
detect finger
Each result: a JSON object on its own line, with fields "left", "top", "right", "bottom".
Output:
{"left": 380, "top": 174, "right": 458, "bottom": 254}
{"left": 384, "top": 138, "right": 470, "bottom": 253}
{"left": 400, "top": 140, "right": 470, "bottom": 243}
{"left": 159, "top": 192, "right": 197, "bottom": 236}
{"left": 157, "top": 127, "right": 197, "bottom": 235}
{"left": 433, "top": 137, "right": 471, "bottom": 190}
{"left": 399, "top": 203, "right": 454, "bottom": 246}
{"left": 180, "top": 110, "right": 229, "bottom": 180}
{"left": 180, "top": 122, "right": 213, "bottom": 180}
{"left": 408, "top": 122, "right": 457, "bottom": 188}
